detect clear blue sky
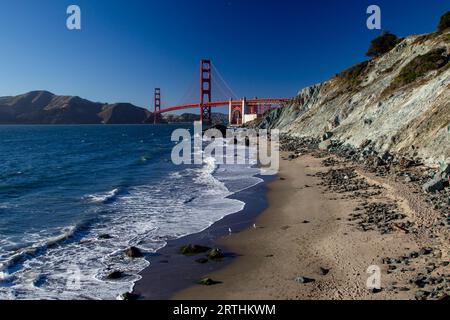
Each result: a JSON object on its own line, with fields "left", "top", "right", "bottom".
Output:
{"left": 0, "top": 0, "right": 448, "bottom": 113}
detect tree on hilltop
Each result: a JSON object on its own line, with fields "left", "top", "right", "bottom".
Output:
{"left": 437, "top": 11, "right": 450, "bottom": 32}
{"left": 366, "top": 31, "right": 399, "bottom": 58}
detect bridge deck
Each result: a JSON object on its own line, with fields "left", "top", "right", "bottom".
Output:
{"left": 156, "top": 98, "right": 290, "bottom": 114}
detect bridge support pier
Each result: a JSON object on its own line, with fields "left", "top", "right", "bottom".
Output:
{"left": 200, "top": 59, "right": 212, "bottom": 124}
{"left": 154, "top": 88, "right": 161, "bottom": 124}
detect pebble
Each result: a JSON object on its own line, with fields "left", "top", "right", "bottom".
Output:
{"left": 295, "top": 276, "right": 315, "bottom": 284}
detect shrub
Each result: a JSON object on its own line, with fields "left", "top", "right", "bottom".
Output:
{"left": 438, "top": 11, "right": 450, "bottom": 32}
{"left": 366, "top": 32, "right": 399, "bottom": 57}
{"left": 337, "top": 61, "right": 369, "bottom": 89}
{"left": 385, "top": 48, "right": 449, "bottom": 93}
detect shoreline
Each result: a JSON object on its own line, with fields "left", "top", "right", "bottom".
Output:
{"left": 132, "top": 175, "right": 274, "bottom": 300}
{"left": 172, "top": 151, "right": 449, "bottom": 300}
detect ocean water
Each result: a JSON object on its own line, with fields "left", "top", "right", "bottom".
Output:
{"left": 0, "top": 125, "right": 262, "bottom": 300}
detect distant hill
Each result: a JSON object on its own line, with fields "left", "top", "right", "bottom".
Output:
{"left": 0, "top": 91, "right": 151, "bottom": 124}
{"left": 0, "top": 91, "right": 228, "bottom": 125}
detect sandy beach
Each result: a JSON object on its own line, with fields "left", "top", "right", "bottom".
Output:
{"left": 173, "top": 151, "right": 449, "bottom": 300}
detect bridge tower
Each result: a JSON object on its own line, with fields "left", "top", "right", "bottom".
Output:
{"left": 154, "top": 88, "right": 161, "bottom": 124}
{"left": 200, "top": 59, "right": 212, "bottom": 124}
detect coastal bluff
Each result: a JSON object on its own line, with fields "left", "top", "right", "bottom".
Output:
{"left": 251, "top": 29, "right": 450, "bottom": 166}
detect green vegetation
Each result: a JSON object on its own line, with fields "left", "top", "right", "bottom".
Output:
{"left": 386, "top": 48, "right": 449, "bottom": 93}
{"left": 366, "top": 32, "right": 400, "bottom": 57}
{"left": 207, "top": 248, "right": 224, "bottom": 260}
{"left": 438, "top": 11, "right": 450, "bottom": 32}
{"left": 197, "top": 278, "right": 221, "bottom": 286}
{"left": 337, "top": 61, "right": 369, "bottom": 89}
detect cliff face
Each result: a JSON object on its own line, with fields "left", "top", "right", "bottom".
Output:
{"left": 257, "top": 30, "right": 450, "bottom": 165}
{"left": 0, "top": 91, "right": 151, "bottom": 124}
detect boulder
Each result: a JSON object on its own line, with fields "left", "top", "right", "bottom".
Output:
{"left": 438, "top": 163, "right": 450, "bottom": 179}
{"left": 121, "top": 292, "right": 140, "bottom": 300}
{"left": 197, "top": 278, "right": 221, "bottom": 286}
{"left": 422, "top": 176, "right": 445, "bottom": 193}
{"left": 107, "top": 271, "right": 124, "bottom": 280}
{"left": 415, "top": 290, "right": 430, "bottom": 300}
{"left": 318, "top": 140, "right": 332, "bottom": 151}
{"left": 207, "top": 248, "right": 225, "bottom": 260}
{"left": 322, "top": 132, "right": 333, "bottom": 141}
{"left": 180, "top": 244, "right": 211, "bottom": 255}
{"left": 125, "top": 247, "right": 144, "bottom": 258}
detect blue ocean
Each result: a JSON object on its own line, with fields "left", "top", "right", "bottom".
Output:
{"left": 0, "top": 125, "right": 262, "bottom": 300}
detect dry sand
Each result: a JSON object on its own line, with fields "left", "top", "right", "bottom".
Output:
{"left": 173, "top": 153, "right": 448, "bottom": 300}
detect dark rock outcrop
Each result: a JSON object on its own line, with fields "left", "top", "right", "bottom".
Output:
{"left": 180, "top": 244, "right": 211, "bottom": 255}
{"left": 125, "top": 247, "right": 144, "bottom": 258}
{"left": 207, "top": 248, "right": 225, "bottom": 260}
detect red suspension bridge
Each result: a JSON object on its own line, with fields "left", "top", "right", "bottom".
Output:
{"left": 153, "top": 60, "right": 290, "bottom": 125}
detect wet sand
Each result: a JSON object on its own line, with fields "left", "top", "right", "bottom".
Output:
{"left": 132, "top": 178, "right": 272, "bottom": 299}
{"left": 173, "top": 153, "right": 449, "bottom": 300}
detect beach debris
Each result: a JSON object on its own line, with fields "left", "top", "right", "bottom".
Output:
{"left": 180, "top": 244, "right": 211, "bottom": 255}
{"left": 228, "top": 228, "right": 232, "bottom": 234}
{"left": 348, "top": 202, "right": 410, "bottom": 234}
{"left": 318, "top": 140, "right": 332, "bottom": 151}
{"left": 322, "top": 157, "right": 340, "bottom": 167}
{"left": 415, "top": 290, "right": 430, "bottom": 300}
{"left": 319, "top": 267, "right": 330, "bottom": 275}
{"left": 422, "top": 175, "right": 445, "bottom": 193}
{"left": 302, "top": 220, "right": 310, "bottom": 224}
{"left": 207, "top": 248, "right": 225, "bottom": 260}
{"left": 322, "top": 132, "right": 333, "bottom": 141}
{"left": 253, "top": 223, "right": 257, "bottom": 229}
{"left": 419, "top": 247, "right": 433, "bottom": 256}
{"left": 370, "top": 288, "right": 383, "bottom": 294}
{"left": 295, "top": 276, "right": 315, "bottom": 284}
{"left": 125, "top": 246, "right": 144, "bottom": 258}
{"left": 197, "top": 278, "right": 221, "bottom": 286}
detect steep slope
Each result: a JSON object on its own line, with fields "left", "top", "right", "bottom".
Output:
{"left": 99, "top": 103, "right": 151, "bottom": 124}
{"left": 257, "top": 30, "right": 450, "bottom": 165}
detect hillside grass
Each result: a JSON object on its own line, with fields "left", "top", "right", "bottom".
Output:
{"left": 383, "top": 48, "right": 449, "bottom": 95}
{"left": 336, "top": 61, "right": 370, "bottom": 90}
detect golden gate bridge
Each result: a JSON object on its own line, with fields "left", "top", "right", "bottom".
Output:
{"left": 152, "top": 59, "right": 290, "bottom": 125}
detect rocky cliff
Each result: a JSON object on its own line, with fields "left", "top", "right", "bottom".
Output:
{"left": 0, "top": 91, "right": 152, "bottom": 124}
{"left": 255, "top": 30, "right": 450, "bottom": 166}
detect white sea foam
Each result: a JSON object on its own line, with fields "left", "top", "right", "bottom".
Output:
{"left": 86, "top": 188, "right": 121, "bottom": 204}
{"left": 0, "top": 137, "right": 269, "bottom": 300}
